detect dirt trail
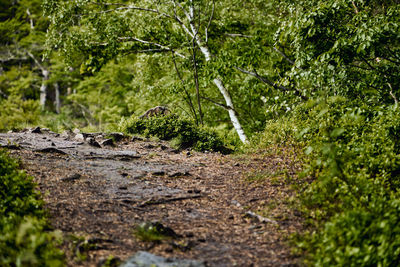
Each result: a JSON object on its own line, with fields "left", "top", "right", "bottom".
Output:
{"left": 0, "top": 129, "right": 302, "bottom": 267}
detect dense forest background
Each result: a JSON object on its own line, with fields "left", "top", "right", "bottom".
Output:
{"left": 1, "top": 0, "right": 400, "bottom": 265}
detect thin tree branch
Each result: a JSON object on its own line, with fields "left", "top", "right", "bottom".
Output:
{"left": 25, "top": 50, "right": 45, "bottom": 72}
{"left": 96, "top": 5, "right": 172, "bottom": 19}
{"left": 273, "top": 46, "right": 297, "bottom": 66}
{"left": 191, "top": 35, "right": 203, "bottom": 124}
{"left": 234, "top": 66, "right": 308, "bottom": 100}
{"left": 171, "top": 52, "right": 198, "bottom": 122}
{"left": 26, "top": 8, "right": 34, "bottom": 29}
{"left": 118, "top": 37, "right": 186, "bottom": 58}
{"left": 172, "top": 3, "right": 194, "bottom": 39}
{"left": 351, "top": 1, "right": 359, "bottom": 14}
{"left": 205, "top": 0, "right": 215, "bottom": 43}
{"left": 385, "top": 46, "right": 400, "bottom": 61}
{"left": 225, "top": 33, "right": 253, "bottom": 38}
{"left": 388, "top": 82, "right": 398, "bottom": 106}
{"left": 201, "top": 96, "right": 232, "bottom": 110}
{"left": 174, "top": 1, "right": 192, "bottom": 22}
{"left": 89, "top": 2, "right": 128, "bottom": 6}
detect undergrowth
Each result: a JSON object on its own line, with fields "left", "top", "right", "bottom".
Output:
{"left": 0, "top": 149, "right": 64, "bottom": 266}
{"left": 120, "top": 114, "right": 232, "bottom": 153}
{"left": 258, "top": 97, "right": 400, "bottom": 266}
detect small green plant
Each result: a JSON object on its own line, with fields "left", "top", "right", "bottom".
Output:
{"left": 100, "top": 255, "right": 121, "bottom": 267}
{"left": 120, "top": 114, "right": 231, "bottom": 153}
{"left": 134, "top": 222, "right": 179, "bottom": 242}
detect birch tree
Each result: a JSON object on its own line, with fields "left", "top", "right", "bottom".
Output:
{"left": 44, "top": 0, "right": 249, "bottom": 143}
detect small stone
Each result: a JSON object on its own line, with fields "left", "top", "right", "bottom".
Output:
{"left": 185, "top": 232, "right": 194, "bottom": 238}
{"left": 61, "top": 173, "right": 81, "bottom": 182}
{"left": 100, "top": 138, "right": 114, "bottom": 146}
{"left": 151, "top": 171, "right": 165, "bottom": 176}
{"left": 31, "top": 126, "right": 41, "bottom": 133}
{"left": 131, "top": 136, "right": 144, "bottom": 142}
{"left": 107, "top": 132, "right": 124, "bottom": 142}
{"left": 34, "top": 147, "right": 67, "bottom": 155}
{"left": 73, "top": 128, "right": 81, "bottom": 134}
{"left": 120, "top": 251, "right": 206, "bottom": 267}
{"left": 74, "top": 133, "right": 85, "bottom": 141}
{"left": 60, "top": 130, "right": 70, "bottom": 139}
{"left": 168, "top": 171, "right": 184, "bottom": 177}
{"left": 87, "top": 137, "right": 101, "bottom": 148}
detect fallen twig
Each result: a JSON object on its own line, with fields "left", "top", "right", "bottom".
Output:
{"left": 137, "top": 194, "right": 203, "bottom": 207}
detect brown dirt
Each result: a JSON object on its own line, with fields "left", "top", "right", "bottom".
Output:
{"left": 1, "top": 130, "right": 304, "bottom": 267}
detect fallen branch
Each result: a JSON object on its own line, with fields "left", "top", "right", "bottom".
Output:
{"left": 232, "top": 200, "right": 278, "bottom": 224}
{"left": 245, "top": 211, "right": 278, "bottom": 224}
{"left": 137, "top": 194, "right": 203, "bottom": 208}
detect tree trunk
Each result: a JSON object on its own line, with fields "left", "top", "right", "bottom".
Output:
{"left": 39, "top": 69, "right": 49, "bottom": 109}
{"left": 54, "top": 82, "right": 61, "bottom": 114}
{"left": 194, "top": 38, "right": 248, "bottom": 143}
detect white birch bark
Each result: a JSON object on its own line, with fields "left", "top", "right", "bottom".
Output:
{"left": 39, "top": 69, "right": 49, "bottom": 109}
{"left": 193, "top": 34, "right": 248, "bottom": 143}
{"left": 183, "top": 2, "right": 248, "bottom": 143}
{"left": 54, "top": 82, "right": 61, "bottom": 114}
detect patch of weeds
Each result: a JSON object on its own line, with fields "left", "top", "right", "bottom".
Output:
{"left": 245, "top": 169, "right": 287, "bottom": 184}
{"left": 99, "top": 255, "right": 121, "bottom": 267}
{"left": 244, "top": 170, "right": 268, "bottom": 183}
{"left": 68, "top": 235, "right": 99, "bottom": 263}
{"left": 0, "top": 149, "right": 64, "bottom": 266}
{"left": 134, "top": 222, "right": 179, "bottom": 242}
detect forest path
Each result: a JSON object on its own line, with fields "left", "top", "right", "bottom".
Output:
{"left": 0, "top": 129, "right": 302, "bottom": 267}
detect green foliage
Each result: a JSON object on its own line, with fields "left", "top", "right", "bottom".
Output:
{"left": 0, "top": 96, "right": 39, "bottom": 131}
{"left": 274, "top": 0, "right": 400, "bottom": 104}
{"left": 258, "top": 97, "right": 400, "bottom": 265}
{"left": 134, "top": 222, "right": 178, "bottom": 242}
{"left": 121, "top": 114, "right": 230, "bottom": 153}
{"left": 0, "top": 149, "right": 64, "bottom": 266}
{"left": 301, "top": 196, "right": 400, "bottom": 266}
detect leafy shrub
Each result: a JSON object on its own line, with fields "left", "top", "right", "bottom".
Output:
{"left": 0, "top": 96, "right": 40, "bottom": 131}
{"left": 0, "top": 149, "right": 64, "bottom": 266}
{"left": 120, "top": 114, "right": 231, "bottom": 153}
{"left": 302, "top": 195, "right": 400, "bottom": 266}
{"left": 258, "top": 97, "right": 400, "bottom": 265}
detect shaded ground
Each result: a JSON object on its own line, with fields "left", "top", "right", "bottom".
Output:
{"left": 0, "top": 129, "right": 303, "bottom": 267}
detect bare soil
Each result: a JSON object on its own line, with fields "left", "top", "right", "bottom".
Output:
{"left": 0, "top": 129, "right": 303, "bottom": 267}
